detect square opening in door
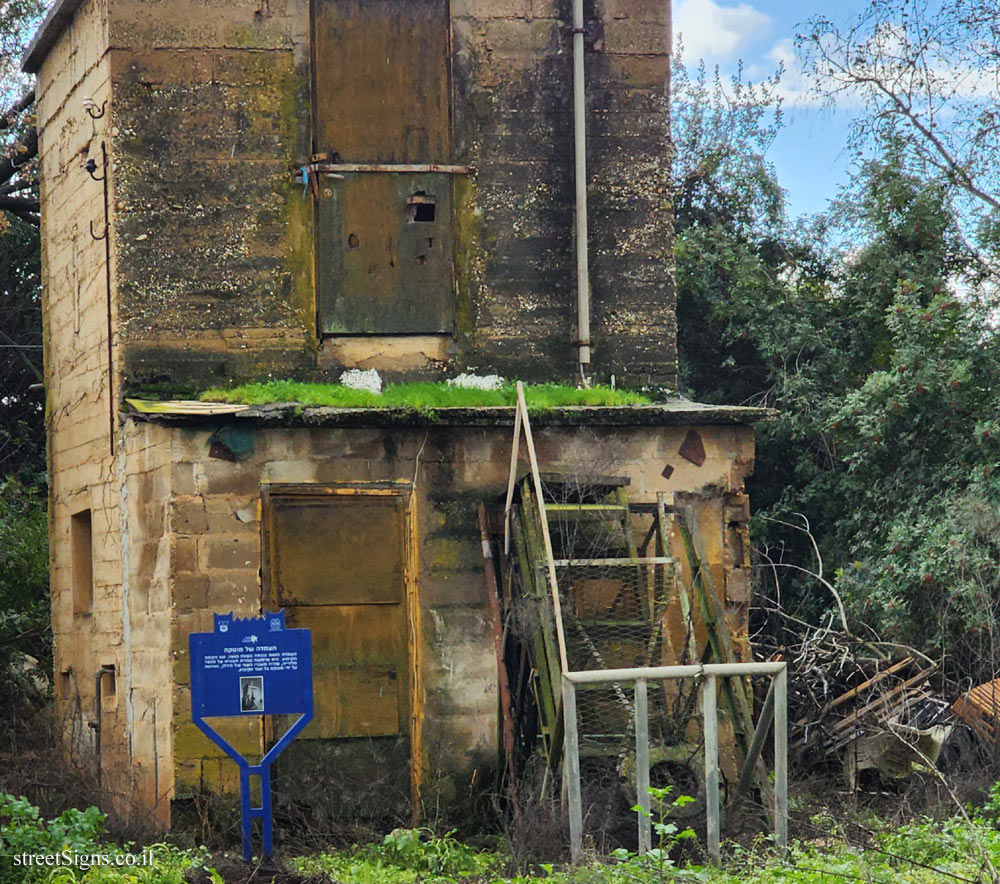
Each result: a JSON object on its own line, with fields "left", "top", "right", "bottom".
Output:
{"left": 407, "top": 193, "right": 436, "bottom": 223}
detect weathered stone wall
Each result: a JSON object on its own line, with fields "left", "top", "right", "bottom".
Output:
{"left": 122, "top": 417, "right": 749, "bottom": 820}
{"left": 56, "top": 0, "right": 675, "bottom": 392}
{"left": 120, "top": 422, "right": 179, "bottom": 818}
{"left": 107, "top": 0, "right": 315, "bottom": 396}
{"left": 35, "top": 0, "right": 134, "bottom": 806}
{"left": 451, "top": 0, "right": 675, "bottom": 386}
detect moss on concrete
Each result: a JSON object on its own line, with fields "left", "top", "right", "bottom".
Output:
{"left": 199, "top": 380, "right": 652, "bottom": 410}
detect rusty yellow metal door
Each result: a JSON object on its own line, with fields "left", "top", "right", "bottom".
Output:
{"left": 312, "top": 0, "right": 455, "bottom": 334}
{"left": 263, "top": 489, "right": 410, "bottom": 740}
{"left": 312, "top": 0, "right": 450, "bottom": 163}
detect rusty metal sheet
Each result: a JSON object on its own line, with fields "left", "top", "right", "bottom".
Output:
{"left": 312, "top": 0, "right": 450, "bottom": 163}
{"left": 264, "top": 492, "right": 410, "bottom": 739}
{"left": 954, "top": 677, "right": 1000, "bottom": 742}
{"left": 268, "top": 495, "right": 404, "bottom": 605}
{"left": 317, "top": 173, "right": 454, "bottom": 334}
{"left": 285, "top": 606, "right": 407, "bottom": 738}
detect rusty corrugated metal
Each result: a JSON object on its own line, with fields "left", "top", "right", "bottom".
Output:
{"left": 953, "top": 678, "right": 1000, "bottom": 743}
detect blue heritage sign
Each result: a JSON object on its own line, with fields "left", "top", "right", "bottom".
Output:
{"left": 189, "top": 611, "right": 313, "bottom": 860}
{"left": 190, "top": 611, "right": 312, "bottom": 718}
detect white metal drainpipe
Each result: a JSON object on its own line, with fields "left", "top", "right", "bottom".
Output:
{"left": 572, "top": 0, "right": 592, "bottom": 384}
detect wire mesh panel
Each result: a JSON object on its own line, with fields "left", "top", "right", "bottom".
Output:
{"left": 506, "top": 469, "right": 711, "bottom": 847}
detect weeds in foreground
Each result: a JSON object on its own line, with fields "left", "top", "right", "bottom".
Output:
{"left": 5, "top": 790, "right": 1000, "bottom": 883}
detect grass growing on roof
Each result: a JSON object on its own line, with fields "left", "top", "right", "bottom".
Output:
{"left": 198, "top": 380, "right": 652, "bottom": 410}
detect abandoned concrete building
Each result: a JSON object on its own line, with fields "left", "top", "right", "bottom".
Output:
{"left": 26, "top": 0, "right": 769, "bottom": 826}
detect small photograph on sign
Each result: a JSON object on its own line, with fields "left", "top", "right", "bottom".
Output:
{"left": 240, "top": 676, "right": 264, "bottom": 712}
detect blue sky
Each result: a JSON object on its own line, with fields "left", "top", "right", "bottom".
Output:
{"left": 673, "top": 0, "right": 867, "bottom": 219}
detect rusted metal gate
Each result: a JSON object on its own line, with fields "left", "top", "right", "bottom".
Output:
{"left": 312, "top": 0, "right": 455, "bottom": 334}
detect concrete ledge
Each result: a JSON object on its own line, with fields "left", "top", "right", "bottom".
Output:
{"left": 124, "top": 399, "right": 775, "bottom": 428}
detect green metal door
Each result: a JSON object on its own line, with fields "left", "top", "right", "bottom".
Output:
{"left": 312, "top": 0, "right": 454, "bottom": 335}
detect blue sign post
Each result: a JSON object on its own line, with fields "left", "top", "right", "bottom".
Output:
{"left": 189, "top": 611, "right": 312, "bottom": 860}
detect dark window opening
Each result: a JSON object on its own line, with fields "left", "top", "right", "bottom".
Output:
{"left": 71, "top": 509, "right": 93, "bottom": 615}
{"left": 101, "top": 666, "right": 116, "bottom": 697}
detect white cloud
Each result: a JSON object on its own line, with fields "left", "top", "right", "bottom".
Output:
{"left": 674, "top": 0, "right": 771, "bottom": 62}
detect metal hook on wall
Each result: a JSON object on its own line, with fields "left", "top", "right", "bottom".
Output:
{"left": 85, "top": 157, "right": 105, "bottom": 182}
{"left": 83, "top": 98, "right": 107, "bottom": 120}
{"left": 85, "top": 145, "right": 108, "bottom": 242}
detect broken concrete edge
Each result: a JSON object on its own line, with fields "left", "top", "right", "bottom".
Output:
{"left": 123, "top": 398, "right": 777, "bottom": 429}
{"left": 22, "top": 0, "right": 84, "bottom": 73}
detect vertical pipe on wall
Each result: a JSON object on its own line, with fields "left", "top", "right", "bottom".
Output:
{"left": 571, "top": 0, "right": 592, "bottom": 382}
{"left": 91, "top": 665, "right": 115, "bottom": 794}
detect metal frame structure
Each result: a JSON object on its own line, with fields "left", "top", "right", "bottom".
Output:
{"left": 502, "top": 382, "right": 788, "bottom": 863}
{"left": 562, "top": 662, "right": 787, "bottom": 863}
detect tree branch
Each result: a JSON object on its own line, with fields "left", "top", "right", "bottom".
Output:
{"left": 0, "top": 128, "right": 38, "bottom": 190}
{"left": 0, "top": 89, "right": 34, "bottom": 132}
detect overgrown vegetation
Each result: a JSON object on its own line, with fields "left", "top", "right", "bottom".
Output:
{"left": 0, "top": 477, "right": 48, "bottom": 674}
{"left": 199, "top": 381, "right": 652, "bottom": 411}
{"left": 673, "top": 37, "right": 1000, "bottom": 683}
{"left": 5, "top": 790, "right": 1000, "bottom": 883}
{"left": 0, "top": 0, "right": 47, "bottom": 719}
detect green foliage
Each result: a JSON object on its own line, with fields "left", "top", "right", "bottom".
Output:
{"left": 676, "top": 74, "right": 1000, "bottom": 671}
{"left": 374, "top": 827, "right": 493, "bottom": 876}
{"left": 0, "top": 476, "right": 48, "bottom": 671}
{"left": 199, "top": 381, "right": 651, "bottom": 411}
{"left": 1, "top": 794, "right": 995, "bottom": 884}
{"left": 0, "top": 215, "right": 43, "bottom": 481}
{"left": 0, "top": 793, "right": 104, "bottom": 882}
{"left": 294, "top": 812, "right": 999, "bottom": 883}
{"left": 296, "top": 827, "right": 496, "bottom": 883}
{"left": 611, "top": 787, "right": 698, "bottom": 881}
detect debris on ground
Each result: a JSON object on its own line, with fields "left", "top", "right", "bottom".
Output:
{"left": 763, "top": 628, "right": 955, "bottom": 786}
{"left": 953, "top": 678, "right": 1000, "bottom": 744}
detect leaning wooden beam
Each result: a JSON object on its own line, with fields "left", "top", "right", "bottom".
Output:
{"left": 825, "top": 657, "right": 913, "bottom": 714}
{"left": 516, "top": 381, "right": 569, "bottom": 672}
{"left": 677, "top": 505, "right": 771, "bottom": 803}
{"left": 479, "top": 503, "right": 519, "bottom": 817}
{"left": 657, "top": 493, "right": 698, "bottom": 664}
{"left": 733, "top": 676, "right": 776, "bottom": 803}
{"left": 503, "top": 400, "right": 522, "bottom": 555}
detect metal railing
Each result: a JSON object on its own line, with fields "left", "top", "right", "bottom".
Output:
{"left": 562, "top": 661, "right": 788, "bottom": 863}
